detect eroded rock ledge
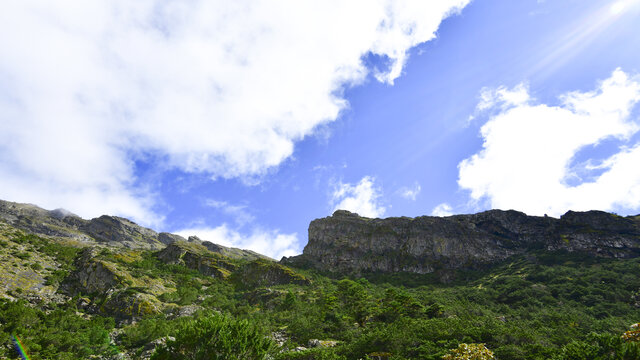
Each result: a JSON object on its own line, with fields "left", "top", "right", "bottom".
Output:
{"left": 282, "top": 209, "right": 640, "bottom": 274}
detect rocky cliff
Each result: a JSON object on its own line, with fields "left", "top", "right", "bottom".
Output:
{"left": 0, "top": 199, "right": 268, "bottom": 260}
{"left": 282, "top": 209, "right": 640, "bottom": 274}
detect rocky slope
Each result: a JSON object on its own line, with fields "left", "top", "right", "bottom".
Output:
{"left": 0, "top": 199, "right": 267, "bottom": 260}
{"left": 282, "top": 209, "right": 640, "bottom": 274}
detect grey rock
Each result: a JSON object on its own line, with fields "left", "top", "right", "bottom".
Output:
{"left": 283, "top": 209, "right": 640, "bottom": 275}
{"left": 200, "top": 240, "right": 273, "bottom": 261}
{"left": 157, "top": 241, "right": 236, "bottom": 278}
{"left": 308, "top": 339, "right": 338, "bottom": 348}
{"left": 0, "top": 199, "right": 167, "bottom": 249}
{"left": 83, "top": 215, "right": 164, "bottom": 250}
{"left": 67, "top": 248, "right": 128, "bottom": 294}
{"left": 158, "top": 232, "right": 186, "bottom": 245}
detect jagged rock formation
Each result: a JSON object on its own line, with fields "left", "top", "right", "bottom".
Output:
{"left": 158, "top": 232, "right": 186, "bottom": 245}
{"left": 0, "top": 199, "right": 164, "bottom": 249}
{"left": 232, "top": 259, "right": 311, "bottom": 288}
{"left": 282, "top": 209, "right": 640, "bottom": 274}
{"left": 183, "top": 235, "right": 272, "bottom": 261}
{"left": 0, "top": 199, "right": 266, "bottom": 259}
{"left": 157, "top": 241, "right": 237, "bottom": 278}
{"left": 83, "top": 215, "right": 164, "bottom": 250}
{"left": 68, "top": 247, "right": 132, "bottom": 293}
{"left": 102, "top": 291, "right": 163, "bottom": 318}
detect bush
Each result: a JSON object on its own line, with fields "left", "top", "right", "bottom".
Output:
{"left": 151, "top": 314, "right": 274, "bottom": 360}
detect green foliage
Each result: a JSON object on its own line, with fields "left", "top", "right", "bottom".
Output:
{"left": 0, "top": 299, "right": 117, "bottom": 359}
{"left": 275, "top": 347, "right": 347, "bottom": 360}
{"left": 4, "top": 236, "right": 640, "bottom": 360}
{"left": 119, "top": 315, "right": 178, "bottom": 349}
{"left": 151, "top": 314, "right": 274, "bottom": 360}
{"left": 36, "top": 237, "right": 80, "bottom": 265}
{"left": 336, "top": 279, "right": 373, "bottom": 326}
{"left": 158, "top": 277, "right": 202, "bottom": 305}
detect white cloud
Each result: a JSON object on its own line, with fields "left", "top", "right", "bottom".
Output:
{"left": 398, "top": 182, "right": 422, "bottom": 201}
{"left": 459, "top": 69, "right": 640, "bottom": 216}
{"left": 175, "top": 224, "right": 299, "bottom": 260}
{"left": 331, "top": 176, "right": 385, "bottom": 218}
{"left": 431, "top": 203, "right": 453, "bottom": 216}
{"left": 0, "top": 0, "right": 470, "bottom": 225}
{"left": 204, "top": 199, "right": 255, "bottom": 226}
{"left": 476, "top": 83, "right": 531, "bottom": 111}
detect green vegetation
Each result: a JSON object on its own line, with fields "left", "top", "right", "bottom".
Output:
{"left": 1, "top": 228, "right": 640, "bottom": 359}
{"left": 0, "top": 299, "right": 117, "bottom": 359}
{"left": 151, "top": 314, "right": 275, "bottom": 360}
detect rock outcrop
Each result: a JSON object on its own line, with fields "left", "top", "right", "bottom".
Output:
{"left": 82, "top": 215, "right": 163, "bottom": 250}
{"left": 157, "top": 241, "right": 237, "bottom": 278}
{"left": 0, "top": 200, "right": 260, "bottom": 257}
{"left": 0, "top": 200, "right": 164, "bottom": 249}
{"left": 67, "top": 247, "right": 133, "bottom": 294}
{"left": 200, "top": 241, "right": 272, "bottom": 261}
{"left": 282, "top": 209, "right": 640, "bottom": 274}
{"left": 233, "top": 259, "right": 311, "bottom": 288}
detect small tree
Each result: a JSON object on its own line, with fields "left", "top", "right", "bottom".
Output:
{"left": 442, "top": 343, "right": 495, "bottom": 360}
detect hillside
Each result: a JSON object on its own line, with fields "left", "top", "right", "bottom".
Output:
{"left": 1, "top": 200, "right": 640, "bottom": 359}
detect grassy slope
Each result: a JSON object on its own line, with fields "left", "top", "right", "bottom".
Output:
{"left": 0, "top": 224, "right": 639, "bottom": 359}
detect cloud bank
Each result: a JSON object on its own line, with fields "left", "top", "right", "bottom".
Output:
{"left": 459, "top": 69, "right": 640, "bottom": 216}
{"left": 0, "top": 0, "right": 469, "bottom": 224}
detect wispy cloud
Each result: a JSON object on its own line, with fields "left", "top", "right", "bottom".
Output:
{"left": 331, "top": 176, "right": 385, "bottom": 218}
{"left": 459, "top": 69, "right": 640, "bottom": 216}
{"left": 398, "top": 182, "right": 422, "bottom": 201}
{"left": 204, "top": 199, "right": 255, "bottom": 226}
{"left": 0, "top": 1, "right": 470, "bottom": 225}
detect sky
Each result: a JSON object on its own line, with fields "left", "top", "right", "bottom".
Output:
{"left": 1, "top": 0, "right": 640, "bottom": 259}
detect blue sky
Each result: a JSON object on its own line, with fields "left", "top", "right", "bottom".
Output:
{"left": 1, "top": 0, "right": 640, "bottom": 258}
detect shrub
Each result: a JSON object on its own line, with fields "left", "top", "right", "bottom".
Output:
{"left": 151, "top": 314, "right": 274, "bottom": 360}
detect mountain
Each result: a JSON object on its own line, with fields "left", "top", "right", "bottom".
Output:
{"left": 2, "top": 199, "right": 640, "bottom": 359}
{"left": 283, "top": 209, "right": 640, "bottom": 275}
{"left": 0, "top": 199, "right": 269, "bottom": 260}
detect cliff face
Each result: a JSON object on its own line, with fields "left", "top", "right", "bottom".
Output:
{"left": 283, "top": 210, "right": 640, "bottom": 274}
{"left": 0, "top": 199, "right": 269, "bottom": 259}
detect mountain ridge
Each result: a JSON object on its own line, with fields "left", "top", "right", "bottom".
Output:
{"left": 282, "top": 209, "right": 640, "bottom": 275}
{"left": 2, "top": 198, "right": 640, "bottom": 358}
{"left": 0, "top": 199, "right": 270, "bottom": 261}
